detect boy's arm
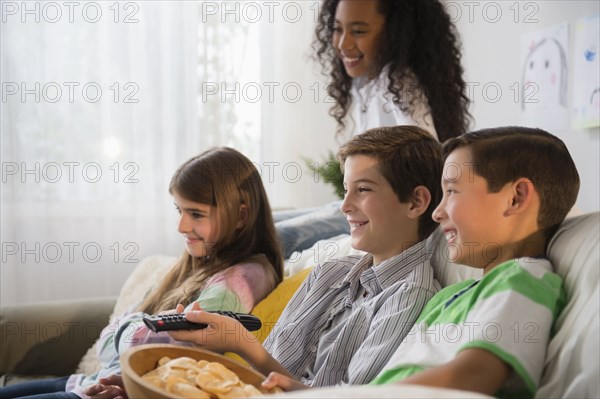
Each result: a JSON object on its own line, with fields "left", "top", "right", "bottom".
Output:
{"left": 399, "top": 348, "right": 510, "bottom": 396}
{"left": 237, "top": 339, "right": 297, "bottom": 380}
{"left": 262, "top": 372, "right": 309, "bottom": 391}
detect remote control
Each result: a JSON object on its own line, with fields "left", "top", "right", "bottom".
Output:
{"left": 143, "top": 311, "right": 262, "bottom": 333}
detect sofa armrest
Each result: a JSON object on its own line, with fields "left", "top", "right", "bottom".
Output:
{"left": 0, "top": 297, "right": 116, "bottom": 377}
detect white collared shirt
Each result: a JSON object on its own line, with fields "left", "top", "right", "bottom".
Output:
{"left": 349, "top": 68, "right": 437, "bottom": 139}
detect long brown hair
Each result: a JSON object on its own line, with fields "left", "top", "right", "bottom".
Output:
{"left": 139, "top": 147, "right": 283, "bottom": 314}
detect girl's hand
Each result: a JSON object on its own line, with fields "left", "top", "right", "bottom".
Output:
{"left": 178, "top": 302, "right": 201, "bottom": 313}
{"left": 262, "top": 372, "right": 309, "bottom": 392}
{"left": 169, "top": 306, "right": 292, "bottom": 380}
{"left": 168, "top": 307, "right": 259, "bottom": 354}
{"left": 85, "top": 375, "right": 128, "bottom": 399}
{"left": 156, "top": 303, "right": 188, "bottom": 316}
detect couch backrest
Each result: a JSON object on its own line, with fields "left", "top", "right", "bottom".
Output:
{"left": 111, "top": 255, "right": 177, "bottom": 320}
{"left": 537, "top": 212, "right": 599, "bottom": 398}
{"left": 286, "top": 230, "right": 484, "bottom": 287}
{"left": 426, "top": 228, "right": 482, "bottom": 286}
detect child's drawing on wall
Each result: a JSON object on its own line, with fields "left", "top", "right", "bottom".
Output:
{"left": 521, "top": 22, "right": 569, "bottom": 130}
{"left": 572, "top": 14, "right": 600, "bottom": 129}
{"left": 521, "top": 37, "right": 568, "bottom": 110}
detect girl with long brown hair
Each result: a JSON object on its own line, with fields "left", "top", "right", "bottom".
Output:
{"left": 2, "top": 147, "right": 283, "bottom": 399}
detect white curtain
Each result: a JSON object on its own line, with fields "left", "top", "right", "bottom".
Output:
{"left": 0, "top": 1, "right": 277, "bottom": 305}
{"left": 1, "top": 1, "right": 338, "bottom": 305}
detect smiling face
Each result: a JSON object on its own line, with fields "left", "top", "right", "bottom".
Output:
{"left": 340, "top": 154, "right": 418, "bottom": 265}
{"left": 332, "top": 0, "right": 385, "bottom": 78}
{"left": 173, "top": 191, "right": 220, "bottom": 258}
{"left": 523, "top": 38, "right": 565, "bottom": 110}
{"left": 432, "top": 147, "right": 516, "bottom": 273}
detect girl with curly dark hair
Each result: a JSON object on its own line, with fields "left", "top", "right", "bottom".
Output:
{"left": 314, "top": 0, "right": 471, "bottom": 141}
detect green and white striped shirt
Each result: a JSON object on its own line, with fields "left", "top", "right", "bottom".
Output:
{"left": 372, "top": 257, "right": 565, "bottom": 398}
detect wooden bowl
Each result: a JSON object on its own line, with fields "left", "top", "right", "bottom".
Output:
{"left": 120, "top": 344, "right": 271, "bottom": 398}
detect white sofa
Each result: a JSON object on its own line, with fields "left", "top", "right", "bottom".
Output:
{"left": 1, "top": 212, "right": 598, "bottom": 398}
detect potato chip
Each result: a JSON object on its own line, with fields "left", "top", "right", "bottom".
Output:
{"left": 203, "top": 362, "right": 240, "bottom": 384}
{"left": 240, "top": 384, "right": 263, "bottom": 397}
{"left": 164, "top": 356, "right": 201, "bottom": 371}
{"left": 165, "top": 376, "right": 211, "bottom": 399}
{"left": 141, "top": 375, "right": 166, "bottom": 390}
{"left": 164, "top": 375, "right": 188, "bottom": 390}
{"left": 195, "top": 368, "right": 234, "bottom": 395}
{"left": 161, "top": 367, "right": 186, "bottom": 379}
{"left": 158, "top": 356, "right": 172, "bottom": 366}
{"left": 142, "top": 368, "right": 161, "bottom": 379}
{"left": 184, "top": 369, "right": 200, "bottom": 384}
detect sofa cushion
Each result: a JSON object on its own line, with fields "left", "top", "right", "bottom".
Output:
{"left": 537, "top": 212, "right": 599, "bottom": 398}
{"left": 251, "top": 266, "right": 314, "bottom": 343}
{"left": 224, "top": 267, "right": 314, "bottom": 367}
{"left": 425, "top": 228, "right": 483, "bottom": 286}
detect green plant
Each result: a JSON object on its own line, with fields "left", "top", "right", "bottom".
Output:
{"left": 303, "top": 151, "right": 344, "bottom": 199}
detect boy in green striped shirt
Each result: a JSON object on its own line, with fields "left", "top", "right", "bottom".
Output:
{"left": 371, "top": 127, "right": 580, "bottom": 398}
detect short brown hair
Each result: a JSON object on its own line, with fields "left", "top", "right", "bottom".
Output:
{"left": 337, "top": 126, "right": 442, "bottom": 240}
{"left": 443, "top": 126, "right": 580, "bottom": 239}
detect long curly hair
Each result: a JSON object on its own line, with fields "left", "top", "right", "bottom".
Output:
{"left": 313, "top": 0, "right": 471, "bottom": 141}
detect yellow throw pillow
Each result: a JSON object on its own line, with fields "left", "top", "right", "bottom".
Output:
{"left": 252, "top": 266, "right": 313, "bottom": 343}
{"left": 224, "top": 266, "right": 313, "bottom": 366}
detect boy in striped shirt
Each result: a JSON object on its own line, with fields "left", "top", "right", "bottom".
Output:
{"left": 372, "top": 126, "right": 580, "bottom": 398}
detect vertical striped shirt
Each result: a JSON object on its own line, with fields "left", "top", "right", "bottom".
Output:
{"left": 263, "top": 239, "right": 441, "bottom": 387}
